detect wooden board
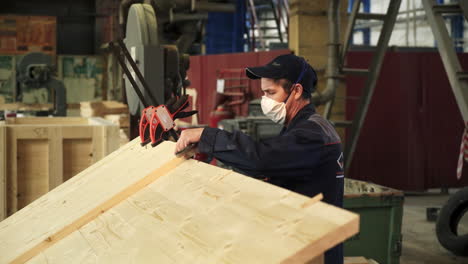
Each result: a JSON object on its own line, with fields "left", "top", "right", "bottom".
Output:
{"left": 63, "top": 139, "right": 93, "bottom": 182}
{"left": 17, "top": 139, "right": 49, "bottom": 209}
{"left": 104, "top": 114, "right": 129, "bottom": 128}
{"left": 80, "top": 101, "right": 128, "bottom": 117}
{"left": 0, "top": 140, "right": 359, "bottom": 264}
{"left": 0, "top": 117, "right": 119, "bottom": 218}
{"left": 4, "top": 117, "right": 89, "bottom": 125}
{"left": 0, "top": 103, "right": 53, "bottom": 111}
{"left": 344, "top": 257, "right": 369, "bottom": 264}
{"left": 0, "top": 124, "right": 6, "bottom": 220}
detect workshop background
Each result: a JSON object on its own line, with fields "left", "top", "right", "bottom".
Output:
{"left": 0, "top": 0, "right": 468, "bottom": 264}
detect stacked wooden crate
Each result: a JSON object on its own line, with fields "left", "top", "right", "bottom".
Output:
{"left": 0, "top": 117, "right": 119, "bottom": 220}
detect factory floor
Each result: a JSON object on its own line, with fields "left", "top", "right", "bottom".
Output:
{"left": 401, "top": 194, "right": 468, "bottom": 264}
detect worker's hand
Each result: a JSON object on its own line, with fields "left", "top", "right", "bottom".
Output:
{"left": 175, "top": 128, "right": 204, "bottom": 154}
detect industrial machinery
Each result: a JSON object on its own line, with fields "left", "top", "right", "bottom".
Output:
{"left": 109, "top": 39, "right": 196, "bottom": 150}
{"left": 7, "top": 52, "right": 67, "bottom": 116}
{"left": 118, "top": 1, "right": 235, "bottom": 138}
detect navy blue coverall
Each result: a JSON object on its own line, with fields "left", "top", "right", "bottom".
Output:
{"left": 198, "top": 103, "right": 344, "bottom": 264}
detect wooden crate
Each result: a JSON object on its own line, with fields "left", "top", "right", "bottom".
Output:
{"left": 0, "top": 117, "right": 119, "bottom": 220}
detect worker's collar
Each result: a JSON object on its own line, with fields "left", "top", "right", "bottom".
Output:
{"left": 285, "top": 103, "right": 316, "bottom": 128}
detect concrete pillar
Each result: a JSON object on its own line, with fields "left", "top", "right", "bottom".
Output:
{"left": 289, "top": 0, "right": 348, "bottom": 142}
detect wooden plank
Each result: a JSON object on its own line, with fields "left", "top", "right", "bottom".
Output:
{"left": 306, "top": 254, "right": 324, "bottom": 264}
{"left": 6, "top": 117, "right": 88, "bottom": 125}
{"left": 16, "top": 139, "right": 49, "bottom": 210}
{"left": 104, "top": 113, "right": 130, "bottom": 128}
{"left": 0, "top": 140, "right": 359, "bottom": 263}
{"left": 62, "top": 139, "right": 93, "bottom": 182}
{"left": 61, "top": 127, "right": 93, "bottom": 139}
{"left": 104, "top": 123, "right": 120, "bottom": 155}
{"left": 344, "top": 256, "right": 369, "bottom": 264}
{"left": 90, "top": 118, "right": 118, "bottom": 162}
{"left": 10, "top": 126, "right": 49, "bottom": 139}
{"left": 6, "top": 129, "right": 17, "bottom": 215}
{"left": 80, "top": 101, "right": 128, "bottom": 117}
{"left": 0, "top": 103, "right": 53, "bottom": 111}
{"left": 87, "top": 117, "right": 115, "bottom": 126}
{"left": 48, "top": 128, "right": 63, "bottom": 190}
{"left": 0, "top": 125, "right": 6, "bottom": 220}
{"left": 91, "top": 126, "right": 105, "bottom": 163}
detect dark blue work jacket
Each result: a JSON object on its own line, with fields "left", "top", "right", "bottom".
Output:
{"left": 198, "top": 103, "right": 344, "bottom": 264}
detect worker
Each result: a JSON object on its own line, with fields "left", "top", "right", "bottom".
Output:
{"left": 175, "top": 54, "right": 344, "bottom": 264}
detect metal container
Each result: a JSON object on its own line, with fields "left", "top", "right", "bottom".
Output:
{"left": 344, "top": 178, "right": 404, "bottom": 264}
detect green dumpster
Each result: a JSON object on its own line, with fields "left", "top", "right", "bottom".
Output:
{"left": 344, "top": 179, "right": 404, "bottom": 264}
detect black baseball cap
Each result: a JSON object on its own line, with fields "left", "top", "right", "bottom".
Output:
{"left": 246, "top": 54, "right": 318, "bottom": 93}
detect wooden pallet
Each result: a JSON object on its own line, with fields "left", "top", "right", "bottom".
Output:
{"left": 0, "top": 140, "right": 359, "bottom": 264}
{"left": 0, "top": 117, "right": 119, "bottom": 220}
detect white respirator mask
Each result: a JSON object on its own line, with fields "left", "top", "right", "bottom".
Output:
{"left": 261, "top": 96, "right": 287, "bottom": 124}
{"left": 260, "top": 60, "right": 308, "bottom": 125}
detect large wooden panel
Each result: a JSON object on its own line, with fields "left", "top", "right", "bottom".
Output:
{"left": 63, "top": 139, "right": 93, "bottom": 182}
{"left": 17, "top": 139, "right": 49, "bottom": 209}
{"left": 0, "top": 140, "right": 359, "bottom": 264}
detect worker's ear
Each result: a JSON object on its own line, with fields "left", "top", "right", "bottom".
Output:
{"left": 293, "top": 83, "right": 303, "bottom": 100}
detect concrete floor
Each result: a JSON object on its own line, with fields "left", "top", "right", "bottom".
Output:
{"left": 401, "top": 194, "right": 468, "bottom": 264}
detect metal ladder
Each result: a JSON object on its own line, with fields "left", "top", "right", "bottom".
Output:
{"left": 246, "top": 0, "right": 288, "bottom": 51}
{"left": 335, "top": 0, "right": 402, "bottom": 173}
{"left": 422, "top": 0, "right": 468, "bottom": 179}
{"left": 422, "top": 0, "right": 468, "bottom": 123}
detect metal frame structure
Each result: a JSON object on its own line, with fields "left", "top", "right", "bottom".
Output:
{"left": 422, "top": 0, "right": 468, "bottom": 123}
{"left": 340, "top": 0, "right": 402, "bottom": 174}
{"left": 246, "top": 0, "right": 289, "bottom": 51}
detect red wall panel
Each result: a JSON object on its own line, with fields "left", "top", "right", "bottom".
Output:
{"left": 187, "top": 50, "right": 291, "bottom": 124}
{"left": 346, "top": 51, "right": 468, "bottom": 190}
{"left": 188, "top": 49, "right": 468, "bottom": 190}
